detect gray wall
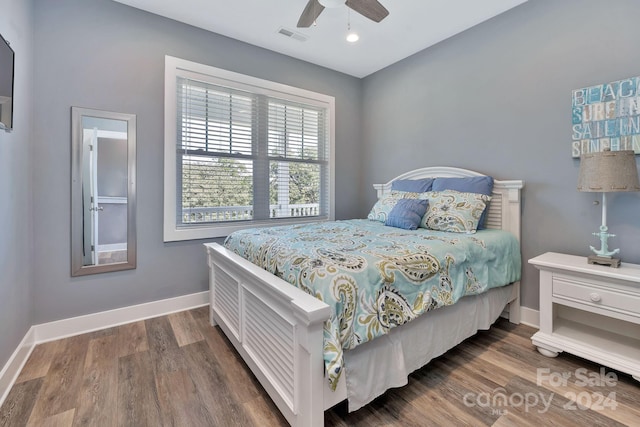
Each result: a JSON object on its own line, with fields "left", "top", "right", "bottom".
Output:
{"left": 97, "top": 137, "right": 127, "bottom": 198}
{"left": 97, "top": 137, "right": 128, "bottom": 245}
{"left": 0, "top": 0, "right": 33, "bottom": 367}
{"left": 98, "top": 204, "right": 127, "bottom": 246}
{"left": 31, "top": 0, "right": 362, "bottom": 323}
{"left": 362, "top": 0, "right": 640, "bottom": 310}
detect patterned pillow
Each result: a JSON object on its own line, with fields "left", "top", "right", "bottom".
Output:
{"left": 385, "top": 199, "right": 429, "bottom": 230}
{"left": 432, "top": 176, "right": 494, "bottom": 229}
{"left": 420, "top": 190, "right": 491, "bottom": 233}
{"left": 367, "top": 191, "right": 425, "bottom": 222}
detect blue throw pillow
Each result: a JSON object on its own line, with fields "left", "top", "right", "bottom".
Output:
{"left": 432, "top": 176, "right": 494, "bottom": 228}
{"left": 385, "top": 199, "right": 429, "bottom": 230}
{"left": 368, "top": 191, "right": 425, "bottom": 222}
{"left": 391, "top": 178, "right": 434, "bottom": 193}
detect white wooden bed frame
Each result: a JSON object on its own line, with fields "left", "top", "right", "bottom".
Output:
{"left": 204, "top": 166, "right": 523, "bottom": 427}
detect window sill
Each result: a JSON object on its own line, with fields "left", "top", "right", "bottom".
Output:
{"left": 163, "top": 216, "right": 330, "bottom": 242}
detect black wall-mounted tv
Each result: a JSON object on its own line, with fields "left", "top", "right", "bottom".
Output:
{"left": 0, "top": 33, "right": 15, "bottom": 131}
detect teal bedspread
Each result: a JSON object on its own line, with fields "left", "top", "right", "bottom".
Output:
{"left": 224, "top": 219, "right": 521, "bottom": 390}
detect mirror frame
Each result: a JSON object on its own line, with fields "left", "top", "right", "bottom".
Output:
{"left": 71, "top": 107, "right": 137, "bottom": 276}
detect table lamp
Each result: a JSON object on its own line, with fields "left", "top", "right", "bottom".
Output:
{"left": 577, "top": 148, "right": 640, "bottom": 267}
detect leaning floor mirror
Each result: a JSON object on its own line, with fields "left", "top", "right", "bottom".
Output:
{"left": 71, "top": 107, "right": 137, "bottom": 276}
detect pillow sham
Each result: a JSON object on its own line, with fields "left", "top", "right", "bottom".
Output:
{"left": 391, "top": 178, "right": 434, "bottom": 193}
{"left": 367, "top": 191, "right": 424, "bottom": 222}
{"left": 385, "top": 199, "right": 429, "bottom": 230}
{"left": 432, "top": 176, "right": 494, "bottom": 229}
{"left": 420, "top": 190, "right": 491, "bottom": 233}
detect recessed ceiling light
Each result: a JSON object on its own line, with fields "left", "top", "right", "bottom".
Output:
{"left": 346, "top": 32, "right": 359, "bottom": 43}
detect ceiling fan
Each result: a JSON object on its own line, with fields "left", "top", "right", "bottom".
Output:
{"left": 297, "top": 0, "right": 389, "bottom": 28}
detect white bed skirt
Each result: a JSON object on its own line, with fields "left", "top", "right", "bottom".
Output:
{"left": 340, "top": 284, "right": 513, "bottom": 411}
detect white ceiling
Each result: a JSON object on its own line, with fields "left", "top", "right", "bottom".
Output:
{"left": 113, "top": 0, "right": 527, "bottom": 78}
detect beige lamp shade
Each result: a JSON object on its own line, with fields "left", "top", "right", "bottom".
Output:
{"left": 577, "top": 149, "right": 640, "bottom": 193}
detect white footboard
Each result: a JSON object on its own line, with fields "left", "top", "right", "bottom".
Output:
{"left": 205, "top": 243, "right": 332, "bottom": 427}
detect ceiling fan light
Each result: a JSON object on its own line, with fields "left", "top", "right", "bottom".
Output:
{"left": 318, "top": 0, "right": 344, "bottom": 8}
{"left": 346, "top": 32, "right": 359, "bottom": 42}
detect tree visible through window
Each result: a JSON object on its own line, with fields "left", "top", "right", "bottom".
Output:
{"left": 181, "top": 157, "right": 253, "bottom": 222}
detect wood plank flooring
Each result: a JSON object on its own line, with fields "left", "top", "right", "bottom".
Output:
{"left": 2, "top": 306, "right": 639, "bottom": 426}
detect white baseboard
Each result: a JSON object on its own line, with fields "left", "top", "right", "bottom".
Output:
{"left": 0, "top": 327, "right": 35, "bottom": 410}
{"left": 0, "top": 291, "right": 209, "bottom": 408}
{"left": 520, "top": 306, "right": 540, "bottom": 329}
{"left": 32, "top": 291, "right": 209, "bottom": 343}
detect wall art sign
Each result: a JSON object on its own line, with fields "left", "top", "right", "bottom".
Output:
{"left": 571, "top": 76, "right": 640, "bottom": 158}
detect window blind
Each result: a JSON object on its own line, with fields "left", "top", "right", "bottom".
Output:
{"left": 176, "top": 77, "right": 329, "bottom": 227}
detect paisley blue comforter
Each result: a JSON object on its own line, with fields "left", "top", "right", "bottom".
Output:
{"left": 224, "top": 219, "right": 521, "bottom": 390}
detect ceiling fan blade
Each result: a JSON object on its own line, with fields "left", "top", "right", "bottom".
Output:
{"left": 345, "top": 0, "right": 389, "bottom": 23}
{"left": 297, "top": 0, "right": 325, "bottom": 28}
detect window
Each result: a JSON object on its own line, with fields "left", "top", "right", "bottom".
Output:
{"left": 164, "top": 56, "right": 335, "bottom": 241}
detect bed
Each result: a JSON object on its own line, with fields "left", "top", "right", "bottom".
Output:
{"left": 204, "top": 166, "right": 523, "bottom": 427}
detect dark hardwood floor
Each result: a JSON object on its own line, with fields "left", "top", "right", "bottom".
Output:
{"left": 1, "top": 306, "right": 639, "bottom": 426}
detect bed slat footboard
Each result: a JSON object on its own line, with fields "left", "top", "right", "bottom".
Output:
{"left": 205, "top": 243, "right": 332, "bottom": 427}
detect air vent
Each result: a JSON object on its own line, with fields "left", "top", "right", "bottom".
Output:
{"left": 277, "top": 27, "right": 307, "bottom": 42}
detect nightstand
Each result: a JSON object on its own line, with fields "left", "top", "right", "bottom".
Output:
{"left": 529, "top": 252, "right": 640, "bottom": 382}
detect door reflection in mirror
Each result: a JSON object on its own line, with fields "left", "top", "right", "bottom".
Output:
{"left": 81, "top": 117, "right": 128, "bottom": 266}
{"left": 71, "top": 107, "right": 136, "bottom": 276}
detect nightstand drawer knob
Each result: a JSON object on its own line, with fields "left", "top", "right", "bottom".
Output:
{"left": 589, "top": 292, "right": 601, "bottom": 302}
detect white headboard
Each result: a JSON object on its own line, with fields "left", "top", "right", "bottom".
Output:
{"left": 373, "top": 166, "right": 524, "bottom": 242}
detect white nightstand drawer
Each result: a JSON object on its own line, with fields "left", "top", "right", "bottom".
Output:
{"left": 553, "top": 276, "right": 640, "bottom": 318}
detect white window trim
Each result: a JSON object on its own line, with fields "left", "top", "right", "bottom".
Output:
{"left": 163, "top": 56, "right": 335, "bottom": 242}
